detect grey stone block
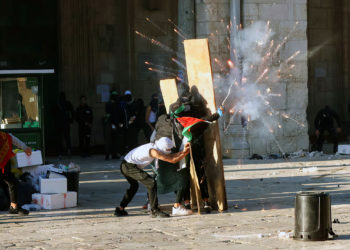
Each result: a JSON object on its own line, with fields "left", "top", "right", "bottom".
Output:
{"left": 296, "top": 135, "right": 309, "bottom": 150}
{"left": 286, "top": 83, "right": 308, "bottom": 109}
{"left": 269, "top": 136, "right": 297, "bottom": 153}
{"left": 248, "top": 137, "right": 268, "bottom": 155}
{"left": 294, "top": 4, "right": 307, "bottom": 21}
{"left": 259, "top": 4, "right": 290, "bottom": 20}
{"left": 243, "top": 3, "right": 259, "bottom": 19}
{"left": 196, "top": 3, "right": 218, "bottom": 22}
{"left": 217, "top": 3, "right": 230, "bottom": 20}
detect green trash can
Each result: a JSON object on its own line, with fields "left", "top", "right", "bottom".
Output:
{"left": 294, "top": 192, "right": 336, "bottom": 241}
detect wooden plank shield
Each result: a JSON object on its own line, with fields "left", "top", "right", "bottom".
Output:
{"left": 159, "top": 79, "right": 178, "bottom": 113}
{"left": 159, "top": 78, "right": 203, "bottom": 213}
{"left": 184, "top": 38, "right": 228, "bottom": 212}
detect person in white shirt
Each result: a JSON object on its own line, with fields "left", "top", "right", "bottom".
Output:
{"left": 115, "top": 137, "right": 190, "bottom": 218}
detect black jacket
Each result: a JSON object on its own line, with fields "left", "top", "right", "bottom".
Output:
{"left": 314, "top": 106, "right": 341, "bottom": 130}
{"left": 76, "top": 104, "right": 93, "bottom": 127}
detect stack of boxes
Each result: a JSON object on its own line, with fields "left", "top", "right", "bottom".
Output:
{"left": 12, "top": 150, "right": 78, "bottom": 210}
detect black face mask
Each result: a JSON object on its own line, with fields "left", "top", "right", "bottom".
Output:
{"left": 125, "top": 95, "right": 132, "bottom": 102}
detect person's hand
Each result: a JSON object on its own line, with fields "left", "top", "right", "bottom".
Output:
{"left": 336, "top": 127, "right": 342, "bottom": 133}
{"left": 315, "top": 129, "right": 320, "bottom": 137}
{"left": 24, "top": 147, "right": 32, "bottom": 156}
{"left": 183, "top": 143, "right": 190, "bottom": 154}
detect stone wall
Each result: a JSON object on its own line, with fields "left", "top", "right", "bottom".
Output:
{"left": 243, "top": 0, "right": 309, "bottom": 155}
{"left": 195, "top": 0, "right": 231, "bottom": 74}
{"left": 129, "top": 0, "right": 178, "bottom": 102}
{"left": 193, "top": 0, "right": 309, "bottom": 157}
{"left": 59, "top": 0, "right": 178, "bottom": 147}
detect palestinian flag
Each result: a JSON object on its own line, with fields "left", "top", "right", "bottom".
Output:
{"left": 176, "top": 117, "right": 211, "bottom": 141}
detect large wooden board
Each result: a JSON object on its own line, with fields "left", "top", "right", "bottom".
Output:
{"left": 159, "top": 79, "right": 178, "bottom": 113}
{"left": 189, "top": 146, "right": 202, "bottom": 214}
{"left": 184, "top": 39, "right": 228, "bottom": 211}
{"left": 159, "top": 78, "right": 203, "bottom": 213}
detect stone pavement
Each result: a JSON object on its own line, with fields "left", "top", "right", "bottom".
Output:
{"left": 1, "top": 154, "right": 350, "bottom": 249}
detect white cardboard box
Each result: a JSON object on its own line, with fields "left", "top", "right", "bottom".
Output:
{"left": 40, "top": 176, "right": 67, "bottom": 194}
{"left": 338, "top": 145, "right": 350, "bottom": 155}
{"left": 32, "top": 192, "right": 77, "bottom": 210}
{"left": 12, "top": 150, "right": 43, "bottom": 168}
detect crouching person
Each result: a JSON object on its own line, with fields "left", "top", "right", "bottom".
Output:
{"left": 0, "top": 132, "right": 32, "bottom": 215}
{"left": 115, "top": 137, "right": 190, "bottom": 218}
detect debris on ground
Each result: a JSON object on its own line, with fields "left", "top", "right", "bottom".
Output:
{"left": 268, "top": 154, "right": 282, "bottom": 159}
{"left": 278, "top": 231, "right": 293, "bottom": 239}
{"left": 250, "top": 154, "right": 263, "bottom": 160}
{"left": 301, "top": 167, "right": 319, "bottom": 173}
{"left": 308, "top": 151, "right": 324, "bottom": 158}
{"left": 333, "top": 218, "right": 340, "bottom": 223}
{"left": 289, "top": 150, "right": 307, "bottom": 159}
{"left": 213, "top": 233, "right": 272, "bottom": 239}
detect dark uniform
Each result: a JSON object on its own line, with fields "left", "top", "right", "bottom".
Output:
{"left": 314, "top": 106, "right": 341, "bottom": 153}
{"left": 76, "top": 103, "right": 93, "bottom": 157}
{"left": 55, "top": 92, "right": 74, "bottom": 155}
{"left": 105, "top": 93, "right": 122, "bottom": 159}
{"left": 170, "top": 91, "right": 221, "bottom": 206}
{"left": 121, "top": 93, "right": 138, "bottom": 152}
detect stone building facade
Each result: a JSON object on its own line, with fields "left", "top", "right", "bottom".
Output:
{"left": 187, "top": 0, "right": 309, "bottom": 157}
{"left": 56, "top": 0, "right": 350, "bottom": 157}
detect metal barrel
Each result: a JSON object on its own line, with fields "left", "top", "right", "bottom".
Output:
{"left": 294, "top": 192, "right": 332, "bottom": 241}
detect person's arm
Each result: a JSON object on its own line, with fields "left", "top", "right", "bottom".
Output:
{"left": 9, "top": 134, "right": 32, "bottom": 156}
{"left": 149, "top": 143, "right": 190, "bottom": 163}
{"left": 201, "top": 106, "right": 224, "bottom": 122}
{"left": 145, "top": 106, "right": 154, "bottom": 130}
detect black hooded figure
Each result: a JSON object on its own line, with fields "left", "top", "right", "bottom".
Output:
{"left": 168, "top": 86, "right": 223, "bottom": 212}
{"left": 104, "top": 90, "right": 122, "bottom": 159}
{"left": 55, "top": 92, "right": 74, "bottom": 156}
{"left": 314, "top": 105, "right": 341, "bottom": 153}
{"left": 76, "top": 95, "right": 93, "bottom": 157}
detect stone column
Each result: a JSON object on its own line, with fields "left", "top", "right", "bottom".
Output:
{"left": 223, "top": 0, "right": 250, "bottom": 159}
{"left": 178, "top": 0, "right": 195, "bottom": 40}
{"left": 343, "top": 1, "right": 350, "bottom": 125}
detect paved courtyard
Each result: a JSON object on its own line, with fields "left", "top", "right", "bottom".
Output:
{"left": 1, "top": 154, "right": 350, "bottom": 249}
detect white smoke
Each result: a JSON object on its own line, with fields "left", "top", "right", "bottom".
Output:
{"left": 214, "top": 20, "right": 302, "bottom": 154}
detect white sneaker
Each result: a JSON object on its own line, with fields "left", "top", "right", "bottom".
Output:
{"left": 172, "top": 206, "right": 192, "bottom": 216}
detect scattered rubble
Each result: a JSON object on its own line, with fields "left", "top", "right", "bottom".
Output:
{"left": 301, "top": 167, "right": 319, "bottom": 173}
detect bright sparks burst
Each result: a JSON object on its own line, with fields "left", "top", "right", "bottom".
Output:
{"left": 136, "top": 16, "right": 305, "bottom": 156}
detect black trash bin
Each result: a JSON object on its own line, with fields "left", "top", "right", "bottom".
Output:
{"left": 63, "top": 171, "right": 80, "bottom": 202}
{"left": 294, "top": 192, "right": 336, "bottom": 241}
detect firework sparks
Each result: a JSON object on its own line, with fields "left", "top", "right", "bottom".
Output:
{"left": 148, "top": 67, "right": 177, "bottom": 76}
{"left": 135, "top": 30, "right": 179, "bottom": 55}
{"left": 254, "top": 68, "right": 269, "bottom": 84}
{"left": 145, "top": 17, "right": 167, "bottom": 35}
{"left": 171, "top": 57, "right": 186, "bottom": 70}
{"left": 168, "top": 18, "right": 188, "bottom": 39}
